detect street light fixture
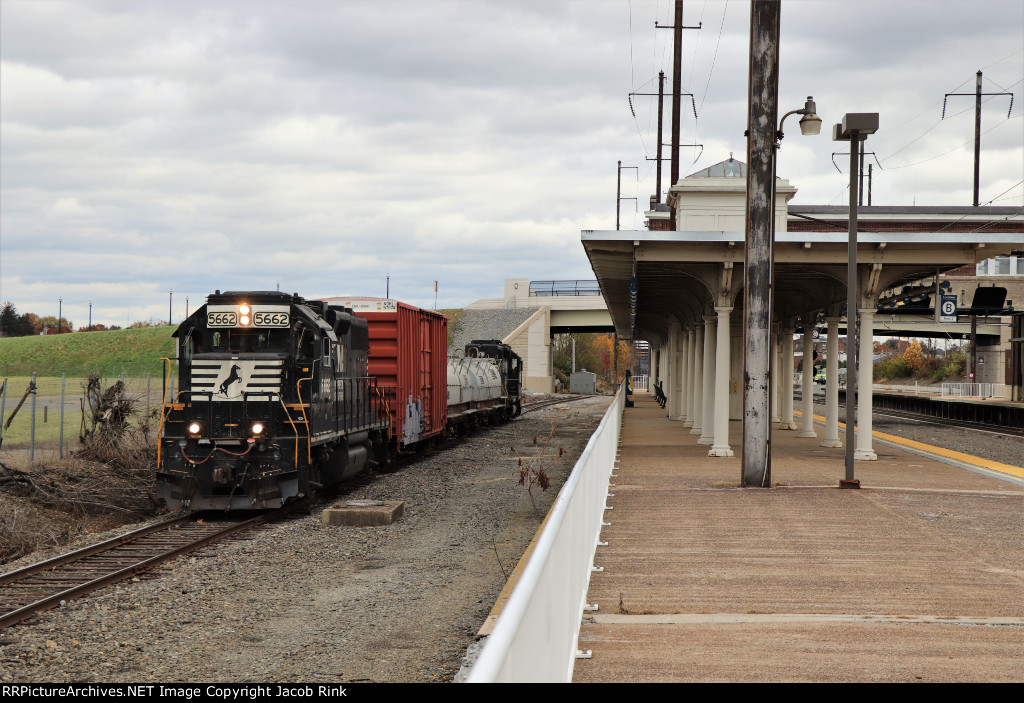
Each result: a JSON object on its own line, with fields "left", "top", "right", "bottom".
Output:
{"left": 833, "top": 112, "right": 879, "bottom": 488}
{"left": 778, "top": 96, "right": 822, "bottom": 140}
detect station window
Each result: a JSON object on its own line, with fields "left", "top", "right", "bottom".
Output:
{"left": 994, "top": 256, "right": 1011, "bottom": 275}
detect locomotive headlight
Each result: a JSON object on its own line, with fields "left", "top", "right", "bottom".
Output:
{"left": 188, "top": 422, "right": 201, "bottom": 435}
{"left": 240, "top": 314, "right": 251, "bottom": 326}
{"left": 251, "top": 422, "right": 264, "bottom": 435}
{"left": 239, "top": 304, "right": 251, "bottom": 315}
{"left": 239, "top": 304, "right": 251, "bottom": 326}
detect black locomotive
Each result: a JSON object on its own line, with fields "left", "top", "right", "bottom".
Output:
{"left": 156, "top": 291, "right": 389, "bottom": 510}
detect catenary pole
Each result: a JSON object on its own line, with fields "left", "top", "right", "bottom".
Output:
{"left": 741, "top": 0, "right": 780, "bottom": 487}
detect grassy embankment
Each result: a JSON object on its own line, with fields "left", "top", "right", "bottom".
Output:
{"left": 0, "top": 327, "right": 177, "bottom": 448}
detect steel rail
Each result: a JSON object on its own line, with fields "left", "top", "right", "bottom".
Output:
{"left": 802, "top": 394, "right": 1024, "bottom": 438}
{"left": 0, "top": 507, "right": 297, "bottom": 629}
{"left": 521, "top": 394, "right": 600, "bottom": 415}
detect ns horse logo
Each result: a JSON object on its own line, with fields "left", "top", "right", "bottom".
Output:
{"left": 218, "top": 365, "right": 242, "bottom": 397}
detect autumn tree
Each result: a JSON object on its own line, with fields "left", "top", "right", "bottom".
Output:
{"left": 37, "top": 315, "right": 74, "bottom": 334}
{"left": 902, "top": 340, "right": 924, "bottom": 373}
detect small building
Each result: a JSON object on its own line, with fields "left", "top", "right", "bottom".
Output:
{"left": 569, "top": 370, "right": 597, "bottom": 394}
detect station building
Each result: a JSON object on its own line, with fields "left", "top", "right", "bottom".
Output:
{"left": 582, "top": 157, "right": 1023, "bottom": 459}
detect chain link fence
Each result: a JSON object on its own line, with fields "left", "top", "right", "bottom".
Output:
{"left": 0, "top": 372, "right": 175, "bottom": 467}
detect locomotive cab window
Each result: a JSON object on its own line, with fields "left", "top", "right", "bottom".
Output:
{"left": 322, "top": 338, "right": 332, "bottom": 367}
{"left": 295, "top": 326, "right": 316, "bottom": 362}
{"left": 208, "top": 329, "right": 289, "bottom": 353}
{"left": 181, "top": 328, "right": 197, "bottom": 363}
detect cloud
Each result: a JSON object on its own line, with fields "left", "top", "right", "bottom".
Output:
{"left": 1, "top": 0, "right": 1021, "bottom": 328}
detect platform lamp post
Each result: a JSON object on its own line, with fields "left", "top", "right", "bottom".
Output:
{"left": 833, "top": 113, "right": 879, "bottom": 489}
{"left": 743, "top": 93, "right": 821, "bottom": 488}
{"left": 169, "top": 289, "right": 173, "bottom": 327}
{"left": 58, "top": 297, "right": 62, "bottom": 334}
{"left": 88, "top": 301, "right": 92, "bottom": 331}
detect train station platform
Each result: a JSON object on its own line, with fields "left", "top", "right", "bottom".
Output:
{"left": 572, "top": 393, "right": 1024, "bottom": 683}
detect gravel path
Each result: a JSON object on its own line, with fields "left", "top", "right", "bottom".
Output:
{"left": 0, "top": 396, "right": 611, "bottom": 683}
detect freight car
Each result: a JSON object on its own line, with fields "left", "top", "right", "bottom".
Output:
{"left": 156, "top": 291, "right": 522, "bottom": 510}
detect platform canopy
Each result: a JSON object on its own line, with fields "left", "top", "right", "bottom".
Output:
{"left": 583, "top": 218, "right": 1021, "bottom": 345}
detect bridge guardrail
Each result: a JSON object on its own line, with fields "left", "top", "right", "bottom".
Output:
{"left": 467, "top": 385, "right": 624, "bottom": 683}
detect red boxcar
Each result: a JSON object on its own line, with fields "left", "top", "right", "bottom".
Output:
{"left": 320, "top": 297, "right": 447, "bottom": 450}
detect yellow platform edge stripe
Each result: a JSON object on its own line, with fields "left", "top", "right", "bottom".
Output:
{"left": 794, "top": 409, "right": 1024, "bottom": 480}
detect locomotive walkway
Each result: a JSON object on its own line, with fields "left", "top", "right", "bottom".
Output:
{"left": 571, "top": 393, "right": 1024, "bottom": 683}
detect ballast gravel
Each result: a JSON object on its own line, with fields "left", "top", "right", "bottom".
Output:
{"left": 447, "top": 308, "right": 537, "bottom": 356}
{"left": 0, "top": 396, "right": 611, "bottom": 684}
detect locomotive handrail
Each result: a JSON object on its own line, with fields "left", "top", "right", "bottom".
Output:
{"left": 296, "top": 373, "right": 314, "bottom": 465}
{"left": 156, "top": 357, "right": 176, "bottom": 467}
{"left": 277, "top": 398, "right": 303, "bottom": 469}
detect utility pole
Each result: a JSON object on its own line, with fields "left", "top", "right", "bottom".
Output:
{"left": 741, "top": 0, "right": 780, "bottom": 488}
{"left": 616, "top": 160, "right": 638, "bottom": 230}
{"left": 656, "top": 1, "right": 700, "bottom": 223}
{"left": 657, "top": 71, "right": 665, "bottom": 199}
{"left": 670, "top": 0, "right": 683, "bottom": 192}
{"left": 631, "top": 72, "right": 700, "bottom": 203}
{"left": 867, "top": 163, "right": 873, "bottom": 206}
{"left": 943, "top": 71, "right": 1014, "bottom": 206}
{"left": 858, "top": 144, "right": 866, "bottom": 206}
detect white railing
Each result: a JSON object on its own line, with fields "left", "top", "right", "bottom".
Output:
{"left": 632, "top": 374, "right": 649, "bottom": 392}
{"left": 467, "top": 385, "right": 624, "bottom": 683}
{"left": 940, "top": 382, "right": 1007, "bottom": 399}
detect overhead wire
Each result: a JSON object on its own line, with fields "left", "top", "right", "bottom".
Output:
{"left": 691, "top": 0, "right": 729, "bottom": 168}
{"left": 883, "top": 113, "right": 1021, "bottom": 171}
{"left": 981, "top": 47, "right": 1023, "bottom": 71}
{"left": 930, "top": 180, "right": 1024, "bottom": 234}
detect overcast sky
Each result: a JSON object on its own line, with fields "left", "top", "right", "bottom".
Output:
{"left": 2, "top": 0, "right": 1021, "bottom": 327}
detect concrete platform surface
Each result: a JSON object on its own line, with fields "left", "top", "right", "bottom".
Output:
{"left": 573, "top": 394, "right": 1024, "bottom": 683}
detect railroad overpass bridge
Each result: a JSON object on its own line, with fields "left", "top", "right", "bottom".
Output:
{"left": 465, "top": 278, "right": 614, "bottom": 393}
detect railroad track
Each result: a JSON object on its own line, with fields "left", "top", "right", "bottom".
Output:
{"left": 522, "top": 394, "right": 601, "bottom": 414}
{"left": 799, "top": 394, "right": 1024, "bottom": 438}
{"left": 870, "top": 407, "right": 1024, "bottom": 437}
{"left": 0, "top": 507, "right": 300, "bottom": 629}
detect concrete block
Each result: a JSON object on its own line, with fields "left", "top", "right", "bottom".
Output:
{"left": 322, "top": 500, "right": 404, "bottom": 527}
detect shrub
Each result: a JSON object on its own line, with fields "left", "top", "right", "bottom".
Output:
{"left": 874, "top": 357, "right": 910, "bottom": 380}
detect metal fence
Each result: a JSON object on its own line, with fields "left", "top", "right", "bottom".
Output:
{"left": 468, "top": 384, "right": 624, "bottom": 683}
{"left": 0, "top": 373, "right": 170, "bottom": 466}
{"left": 940, "top": 382, "right": 1008, "bottom": 399}
{"left": 632, "top": 374, "right": 649, "bottom": 392}
{"left": 528, "top": 280, "right": 602, "bottom": 297}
